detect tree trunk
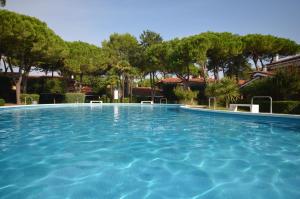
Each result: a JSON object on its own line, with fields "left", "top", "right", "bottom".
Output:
{"left": 15, "top": 74, "right": 22, "bottom": 105}
{"left": 253, "top": 57, "right": 259, "bottom": 71}
{"left": 22, "top": 65, "right": 31, "bottom": 94}
{"left": 22, "top": 73, "right": 29, "bottom": 94}
{"left": 79, "top": 73, "right": 83, "bottom": 91}
{"left": 129, "top": 78, "right": 132, "bottom": 103}
{"left": 222, "top": 67, "right": 225, "bottom": 77}
{"left": 149, "top": 72, "right": 154, "bottom": 101}
{"left": 7, "top": 58, "right": 13, "bottom": 73}
{"left": 201, "top": 62, "right": 207, "bottom": 83}
{"left": 270, "top": 56, "right": 274, "bottom": 64}
{"left": 3, "top": 58, "right": 8, "bottom": 73}
{"left": 214, "top": 66, "right": 219, "bottom": 80}
{"left": 120, "top": 74, "right": 124, "bottom": 102}
{"left": 259, "top": 58, "right": 265, "bottom": 71}
{"left": 183, "top": 79, "right": 190, "bottom": 90}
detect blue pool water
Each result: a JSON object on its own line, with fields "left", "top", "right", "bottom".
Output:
{"left": 0, "top": 104, "right": 300, "bottom": 199}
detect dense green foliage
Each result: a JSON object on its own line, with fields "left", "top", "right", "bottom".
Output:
{"left": 0, "top": 10, "right": 68, "bottom": 104}
{"left": 205, "top": 78, "right": 240, "bottom": 107}
{"left": 173, "top": 86, "right": 198, "bottom": 104}
{"left": 259, "top": 101, "right": 300, "bottom": 114}
{"left": 243, "top": 34, "right": 299, "bottom": 70}
{"left": 44, "top": 79, "right": 67, "bottom": 94}
{"left": 64, "top": 93, "right": 85, "bottom": 103}
{"left": 64, "top": 41, "right": 105, "bottom": 75}
{"left": 20, "top": 94, "right": 40, "bottom": 104}
{"left": 241, "top": 71, "right": 300, "bottom": 100}
{"left": 0, "top": 98, "right": 5, "bottom": 106}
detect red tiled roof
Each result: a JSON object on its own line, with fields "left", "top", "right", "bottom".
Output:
{"left": 81, "top": 86, "right": 93, "bottom": 93}
{"left": 238, "top": 80, "right": 246, "bottom": 85}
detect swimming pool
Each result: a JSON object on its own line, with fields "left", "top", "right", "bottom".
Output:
{"left": 0, "top": 104, "right": 299, "bottom": 199}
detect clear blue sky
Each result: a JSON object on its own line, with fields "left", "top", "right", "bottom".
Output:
{"left": 4, "top": 0, "right": 300, "bottom": 46}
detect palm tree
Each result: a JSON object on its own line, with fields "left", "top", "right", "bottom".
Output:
{"left": 0, "top": 0, "right": 6, "bottom": 7}
{"left": 218, "top": 78, "right": 240, "bottom": 108}
{"left": 205, "top": 77, "right": 240, "bottom": 108}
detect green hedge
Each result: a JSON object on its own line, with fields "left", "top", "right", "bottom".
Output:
{"left": 65, "top": 93, "right": 85, "bottom": 103}
{"left": 0, "top": 98, "right": 5, "bottom": 106}
{"left": 20, "top": 94, "right": 40, "bottom": 104}
{"left": 258, "top": 101, "right": 300, "bottom": 114}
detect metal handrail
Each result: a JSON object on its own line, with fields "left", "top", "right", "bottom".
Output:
{"left": 160, "top": 98, "right": 167, "bottom": 104}
{"left": 251, "top": 96, "right": 273, "bottom": 114}
{"left": 208, "top": 97, "right": 216, "bottom": 110}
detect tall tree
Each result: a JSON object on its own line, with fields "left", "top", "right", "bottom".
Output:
{"left": 0, "top": 0, "right": 5, "bottom": 7}
{"left": 203, "top": 32, "right": 244, "bottom": 80}
{"left": 0, "top": 10, "right": 67, "bottom": 104}
{"left": 167, "top": 35, "right": 210, "bottom": 89}
{"left": 102, "top": 33, "right": 140, "bottom": 101}
{"left": 140, "top": 30, "right": 163, "bottom": 47}
{"left": 139, "top": 30, "right": 163, "bottom": 100}
{"left": 64, "top": 41, "right": 107, "bottom": 91}
{"left": 242, "top": 34, "right": 299, "bottom": 71}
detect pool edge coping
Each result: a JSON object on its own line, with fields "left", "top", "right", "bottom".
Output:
{"left": 180, "top": 105, "right": 300, "bottom": 119}
{"left": 0, "top": 103, "right": 181, "bottom": 110}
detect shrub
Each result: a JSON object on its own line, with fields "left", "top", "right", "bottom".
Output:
{"left": 20, "top": 94, "right": 40, "bottom": 104}
{"left": 65, "top": 93, "right": 85, "bottom": 103}
{"left": 259, "top": 101, "right": 300, "bottom": 114}
{"left": 173, "top": 86, "right": 198, "bottom": 104}
{"left": 241, "top": 71, "right": 300, "bottom": 100}
{"left": 0, "top": 98, "right": 5, "bottom": 106}
{"left": 123, "top": 98, "right": 130, "bottom": 103}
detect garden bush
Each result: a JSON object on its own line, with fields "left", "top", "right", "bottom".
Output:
{"left": 20, "top": 94, "right": 40, "bottom": 104}
{"left": 65, "top": 93, "right": 85, "bottom": 103}
{"left": 123, "top": 98, "right": 130, "bottom": 103}
{"left": 0, "top": 98, "right": 5, "bottom": 106}
{"left": 241, "top": 71, "right": 300, "bottom": 100}
{"left": 173, "top": 86, "right": 198, "bottom": 104}
{"left": 259, "top": 101, "right": 300, "bottom": 114}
